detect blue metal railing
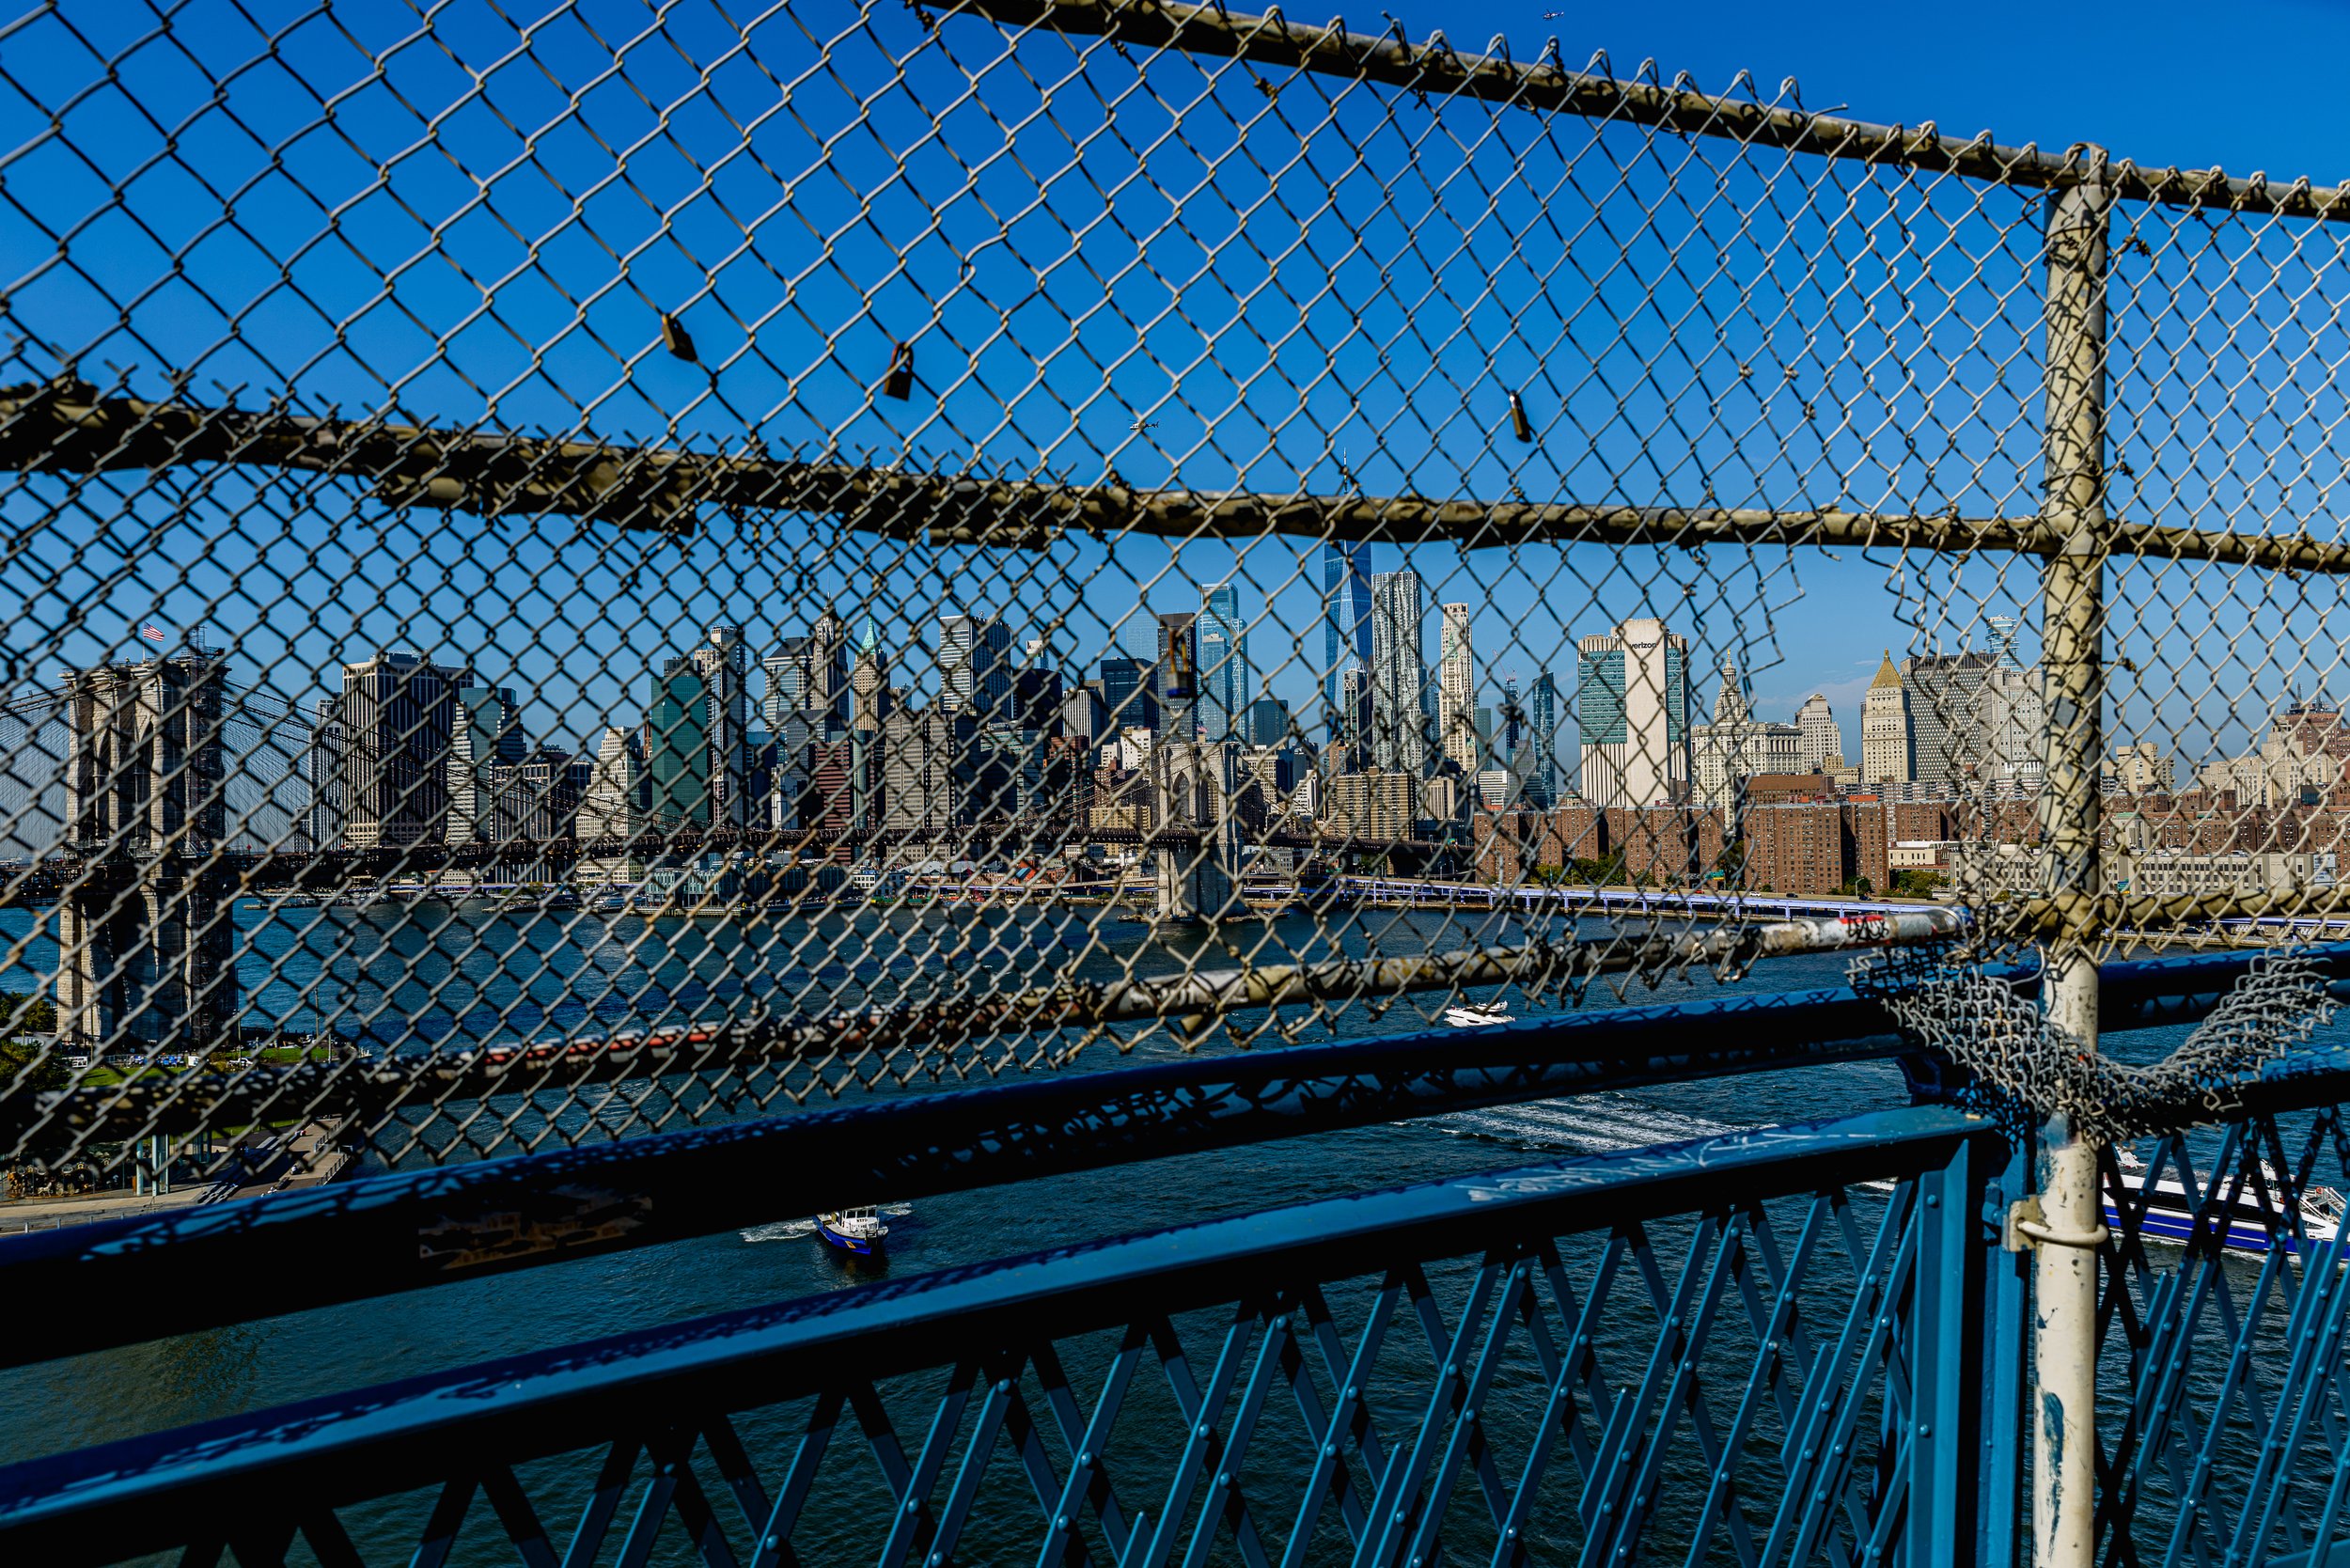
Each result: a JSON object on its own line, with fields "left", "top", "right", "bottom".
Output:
{"left": 2093, "top": 1102, "right": 2350, "bottom": 1568}
{"left": 0, "top": 1108, "right": 2003, "bottom": 1567}
{"left": 0, "top": 947, "right": 2345, "bottom": 1565}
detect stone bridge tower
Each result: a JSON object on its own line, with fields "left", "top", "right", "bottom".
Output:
{"left": 55, "top": 652, "right": 237, "bottom": 1053}
{"left": 1151, "top": 739, "right": 1242, "bottom": 923}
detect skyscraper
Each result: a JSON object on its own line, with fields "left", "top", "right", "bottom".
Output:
{"left": 939, "top": 613, "right": 1013, "bottom": 722}
{"left": 1198, "top": 582, "right": 1248, "bottom": 743}
{"left": 1575, "top": 618, "right": 1688, "bottom": 808}
{"left": 1691, "top": 663, "right": 1802, "bottom": 812}
{"left": 1795, "top": 693, "right": 1840, "bottom": 772}
{"left": 687, "top": 624, "right": 754, "bottom": 827}
{"left": 1013, "top": 666, "right": 1065, "bottom": 733}
{"left": 483, "top": 747, "right": 587, "bottom": 843}
{"left": 1061, "top": 682, "right": 1109, "bottom": 745}
{"left": 1369, "top": 570, "right": 1430, "bottom": 776}
{"left": 645, "top": 663, "right": 711, "bottom": 826}
{"left": 881, "top": 709, "right": 979, "bottom": 836}
{"left": 579, "top": 726, "right": 647, "bottom": 839}
{"left": 761, "top": 648, "right": 797, "bottom": 730}
{"left": 1323, "top": 541, "right": 1375, "bottom": 746}
{"left": 1982, "top": 662, "right": 2046, "bottom": 790}
{"left": 1096, "top": 654, "right": 1157, "bottom": 734}
{"left": 1155, "top": 611, "right": 1198, "bottom": 739}
{"left": 1526, "top": 672, "right": 1559, "bottom": 807}
{"left": 846, "top": 620, "right": 890, "bottom": 835}
{"left": 306, "top": 695, "right": 344, "bottom": 850}
{"left": 1903, "top": 650, "right": 1994, "bottom": 792}
{"left": 1861, "top": 651, "right": 1914, "bottom": 785}
{"left": 1337, "top": 666, "right": 1374, "bottom": 773}
{"left": 336, "top": 651, "right": 464, "bottom": 847}
{"left": 449, "top": 682, "right": 526, "bottom": 842}
{"left": 1437, "top": 602, "right": 1476, "bottom": 775}
{"left": 1985, "top": 614, "right": 2024, "bottom": 669}
{"left": 849, "top": 621, "right": 892, "bottom": 736}
{"left": 763, "top": 610, "right": 848, "bottom": 728}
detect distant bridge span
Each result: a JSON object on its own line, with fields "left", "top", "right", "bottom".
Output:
{"left": 0, "top": 821, "right": 1460, "bottom": 908}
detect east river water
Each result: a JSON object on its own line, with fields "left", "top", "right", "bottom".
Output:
{"left": 0, "top": 900, "right": 2311, "bottom": 1564}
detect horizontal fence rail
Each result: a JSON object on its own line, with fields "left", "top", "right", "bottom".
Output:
{"left": 967, "top": 0, "right": 2350, "bottom": 219}
{"left": 24, "top": 380, "right": 2350, "bottom": 568}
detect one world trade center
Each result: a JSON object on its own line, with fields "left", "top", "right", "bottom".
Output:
{"left": 1323, "top": 540, "right": 1375, "bottom": 750}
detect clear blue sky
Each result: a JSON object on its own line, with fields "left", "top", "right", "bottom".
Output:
{"left": 1425, "top": 0, "right": 2350, "bottom": 760}
{"left": 4, "top": 0, "right": 2346, "bottom": 790}
{"left": 1417, "top": 0, "right": 2350, "bottom": 187}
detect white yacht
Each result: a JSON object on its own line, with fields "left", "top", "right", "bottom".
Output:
{"left": 2109, "top": 1148, "right": 2345, "bottom": 1256}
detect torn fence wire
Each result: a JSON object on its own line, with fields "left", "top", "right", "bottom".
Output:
{"left": 1855, "top": 946, "right": 2341, "bottom": 1140}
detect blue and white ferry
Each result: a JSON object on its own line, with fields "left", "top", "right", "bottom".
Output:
{"left": 2108, "top": 1150, "right": 2345, "bottom": 1255}
{"left": 815, "top": 1206, "right": 890, "bottom": 1255}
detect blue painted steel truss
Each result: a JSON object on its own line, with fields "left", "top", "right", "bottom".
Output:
{"left": 2096, "top": 1105, "right": 2350, "bottom": 1568}
{"left": 0, "top": 1109, "right": 1998, "bottom": 1568}
{"left": 6, "top": 952, "right": 2350, "bottom": 1567}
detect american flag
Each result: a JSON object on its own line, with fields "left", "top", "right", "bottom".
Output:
{"left": 141, "top": 625, "right": 165, "bottom": 643}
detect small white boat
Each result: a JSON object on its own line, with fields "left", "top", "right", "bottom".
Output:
{"left": 815, "top": 1206, "right": 890, "bottom": 1255}
{"left": 1444, "top": 1003, "right": 1515, "bottom": 1028}
{"left": 2108, "top": 1148, "right": 2345, "bottom": 1256}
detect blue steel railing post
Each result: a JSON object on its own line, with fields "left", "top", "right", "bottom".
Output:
{"left": 1977, "top": 1132, "right": 2034, "bottom": 1568}
{"left": 1907, "top": 1131, "right": 1981, "bottom": 1568}
{"left": 2030, "top": 165, "right": 2111, "bottom": 1568}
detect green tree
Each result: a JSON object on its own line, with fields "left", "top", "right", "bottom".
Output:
{"left": 1, "top": 992, "right": 55, "bottom": 1038}
{"left": 0, "top": 1040, "right": 65, "bottom": 1092}
{"left": 1569, "top": 853, "right": 1627, "bottom": 886}
{"left": 1890, "top": 868, "right": 1944, "bottom": 898}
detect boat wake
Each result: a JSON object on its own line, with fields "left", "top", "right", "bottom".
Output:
{"left": 1436, "top": 1094, "right": 1908, "bottom": 1192}
{"left": 740, "top": 1203, "right": 912, "bottom": 1244}
{"left": 1434, "top": 1094, "right": 1741, "bottom": 1154}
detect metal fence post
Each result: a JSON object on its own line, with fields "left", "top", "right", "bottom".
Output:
{"left": 2032, "top": 168, "right": 2111, "bottom": 1568}
{"left": 1978, "top": 1132, "right": 2035, "bottom": 1568}
{"left": 1909, "top": 1131, "right": 1982, "bottom": 1568}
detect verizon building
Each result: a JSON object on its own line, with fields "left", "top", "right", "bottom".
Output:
{"left": 1575, "top": 617, "right": 1689, "bottom": 808}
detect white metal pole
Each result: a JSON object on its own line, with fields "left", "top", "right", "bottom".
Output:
{"left": 2032, "top": 169, "right": 2110, "bottom": 1568}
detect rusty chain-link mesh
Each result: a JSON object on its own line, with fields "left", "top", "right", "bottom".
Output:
{"left": 1, "top": 0, "right": 2344, "bottom": 1184}
{"left": 1854, "top": 944, "right": 2341, "bottom": 1140}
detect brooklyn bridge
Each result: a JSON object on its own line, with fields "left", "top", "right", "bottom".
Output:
{"left": 0, "top": 652, "right": 1464, "bottom": 1053}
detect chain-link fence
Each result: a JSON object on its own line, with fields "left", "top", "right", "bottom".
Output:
{"left": 3, "top": 0, "right": 2345, "bottom": 1182}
